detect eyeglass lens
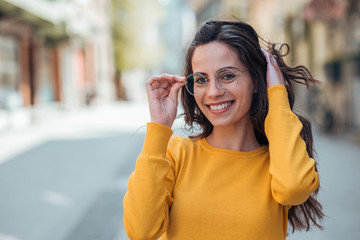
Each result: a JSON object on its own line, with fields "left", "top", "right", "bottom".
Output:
{"left": 185, "top": 69, "right": 238, "bottom": 96}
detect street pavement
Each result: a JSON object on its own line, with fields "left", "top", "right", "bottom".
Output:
{"left": 0, "top": 103, "right": 359, "bottom": 240}
{"left": 287, "top": 130, "right": 360, "bottom": 240}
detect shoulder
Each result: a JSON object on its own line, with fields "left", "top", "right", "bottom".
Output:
{"left": 167, "top": 136, "right": 198, "bottom": 176}
{"left": 167, "top": 135, "right": 202, "bottom": 160}
{"left": 168, "top": 135, "right": 197, "bottom": 153}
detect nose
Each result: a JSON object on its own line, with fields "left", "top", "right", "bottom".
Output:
{"left": 205, "top": 78, "right": 224, "bottom": 97}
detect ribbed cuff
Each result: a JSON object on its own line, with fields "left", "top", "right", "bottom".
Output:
{"left": 142, "top": 122, "right": 173, "bottom": 155}
{"left": 267, "top": 84, "right": 290, "bottom": 112}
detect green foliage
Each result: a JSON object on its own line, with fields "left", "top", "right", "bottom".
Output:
{"left": 111, "top": 0, "right": 165, "bottom": 71}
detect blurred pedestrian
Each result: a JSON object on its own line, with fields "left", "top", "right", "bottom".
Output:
{"left": 123, "top": 19, "right": 324, "bottom": 240}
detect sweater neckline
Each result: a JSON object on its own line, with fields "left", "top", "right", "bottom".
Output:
{"left": 199, "top": 137, "right": 268, "bottom": 158}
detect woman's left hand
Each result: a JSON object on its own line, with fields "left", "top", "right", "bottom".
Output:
{"left": 261, "top": 48, "right": 285, "bottom": 88}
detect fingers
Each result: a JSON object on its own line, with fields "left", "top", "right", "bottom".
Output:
{"left": 149, "top": 74, "right": 185, "bottom": 85}
{"left": 169, "top": 80, "right": 186, "bottom": 102}
{"left": 261, "top": 48, "right": 278, "bottom": 67}
{"left": 261, "top": 48, "right": 285, "bottom": 87}
{"left": 145, "top": 74, "right": 185, "bottom": 128}
{"left": 146, "top": 73, "right": 185, "bottom": 91}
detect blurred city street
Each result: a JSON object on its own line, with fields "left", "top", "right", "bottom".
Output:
{"left": 0, "top": 103, "right": 150, "bottom": 240}
{"left": 1, "top": 0, "right": 360, "bottom": 239}
{"left": 0, "top": 103, "right": 359, "bottom": 240}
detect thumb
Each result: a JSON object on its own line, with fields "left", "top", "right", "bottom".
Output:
{"left": 169, "top": 82, "right": 185, "bottom": 103}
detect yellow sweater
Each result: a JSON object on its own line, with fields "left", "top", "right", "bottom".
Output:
{"left": 123, "top": 85, "right": 319, "bottom": 240}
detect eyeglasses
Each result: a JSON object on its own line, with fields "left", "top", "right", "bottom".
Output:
{"left": 185, "top": 68, "right": 249, "bottom": 96}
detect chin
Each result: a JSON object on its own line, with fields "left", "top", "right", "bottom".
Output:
{"left": 207, "top": 114, "right": 251, "bottom": 130}
{"left": 208, "top": 119, "right": 236, "bottom": 128}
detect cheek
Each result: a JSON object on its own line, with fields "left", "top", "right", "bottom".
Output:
{"left": 235, "top": 83, "right": 254, "bottom": 109}
{"left": 245, "top": 89, "right": 255, "bottom": 107}
{"left": 194, "top": 95, "right": 202, "bottom": 108}
{"left": 240, "top": 78, "right": 255, "bottom": 99}
{"left": 194, "top": 95, "right": 208, "bottom": 115}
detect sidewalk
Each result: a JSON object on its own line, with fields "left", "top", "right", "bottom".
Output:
{"left": 0, "top": 102, "right": 152, "bottom": 165}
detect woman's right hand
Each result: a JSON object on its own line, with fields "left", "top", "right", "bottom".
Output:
{"left": 145, "top": 74, "right": 186, "bottom": 128}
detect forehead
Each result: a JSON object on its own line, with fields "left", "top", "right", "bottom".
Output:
{"left": 192, "top": 42, "right": 245, "bottom": 73}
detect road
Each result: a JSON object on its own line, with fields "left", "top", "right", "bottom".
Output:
{"left": 288, "top": 131, "right": 360, "bottom": 240}
{"left": 0, "top": 103, "right": 359, "bottom": 240}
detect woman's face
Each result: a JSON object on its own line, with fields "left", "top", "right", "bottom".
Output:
{"left": 191, "top": 41, "right": 254, "bottom": 129}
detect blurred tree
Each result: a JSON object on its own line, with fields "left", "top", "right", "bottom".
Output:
{"left": 111, "top": 0, "right": 165, "bottom": 100}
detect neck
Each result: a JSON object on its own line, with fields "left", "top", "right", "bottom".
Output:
{"left": 206, "top": 119, "right": 261, "bottom": 152}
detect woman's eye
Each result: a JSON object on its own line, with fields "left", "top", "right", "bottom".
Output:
{"left": 195, "top": 77, "right": 207, "bottom": 84}
{"left": 221, "top": 73, "right": 236, "bottom": 80}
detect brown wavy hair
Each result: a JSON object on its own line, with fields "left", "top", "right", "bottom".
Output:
{"left": 180, "top": 20, "right": 324, "bottom": 232}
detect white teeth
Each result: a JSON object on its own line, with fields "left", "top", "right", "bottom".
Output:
{"left": 209, "top": 102, "right": 233, "bottom": 110}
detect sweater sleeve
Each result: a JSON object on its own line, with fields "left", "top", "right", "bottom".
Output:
{"left": 123, "top": 122, "right": 175, "bottom": 240}
{"left": 264, "top": 85, "right": 319, "bottom": 206}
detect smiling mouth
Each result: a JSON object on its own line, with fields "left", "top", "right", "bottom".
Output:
{"left": 207, "top": 101, "right": 234, "bottom": 111}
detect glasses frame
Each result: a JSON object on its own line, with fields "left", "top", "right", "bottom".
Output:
{"left": 185, "top": 68, "right": 249, "bottom": 96}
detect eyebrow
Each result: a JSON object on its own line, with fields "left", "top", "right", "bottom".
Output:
{"left": 194, "top": 66, "right": 241, "bottom": 75}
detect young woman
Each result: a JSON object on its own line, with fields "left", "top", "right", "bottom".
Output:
{"left": 123, "top": 20, "right": 324, "bottom": 240}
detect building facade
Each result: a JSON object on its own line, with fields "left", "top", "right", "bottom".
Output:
{"left": 0, "top": 0, "right": 115, "bottom": 129}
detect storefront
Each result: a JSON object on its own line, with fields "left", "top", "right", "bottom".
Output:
{"left": 0, "top": 33, "right": 22, "bottom": 110}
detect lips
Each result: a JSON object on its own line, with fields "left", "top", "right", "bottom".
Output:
{"left": 206, "top": 101, "right": 234, "bottom": 112}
